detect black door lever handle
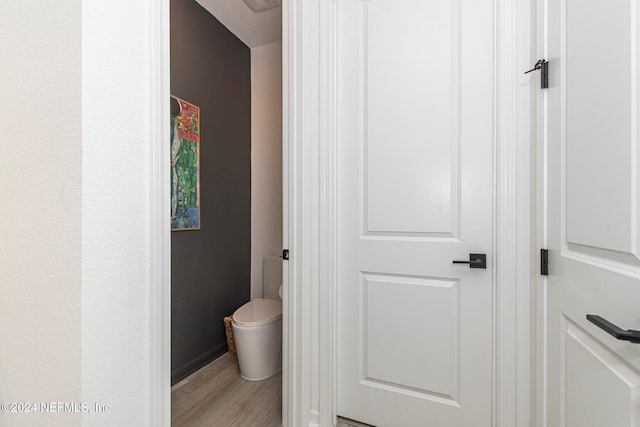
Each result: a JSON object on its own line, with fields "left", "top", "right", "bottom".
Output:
{"left": 452, "top": 253, "right": 486, "bottom": 269}
{"left": 587, "top": 315, "right": 640, "bottom": 344}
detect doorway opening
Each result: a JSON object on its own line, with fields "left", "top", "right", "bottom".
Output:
{"left": 169, "top": 0, "right": 283, "bottom": 425}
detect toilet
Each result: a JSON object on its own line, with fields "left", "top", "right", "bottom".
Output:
{"left": 231, "top": 256, "right": 282, "bottom": 381}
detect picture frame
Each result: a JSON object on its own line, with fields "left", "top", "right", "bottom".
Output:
{"left": 170, "top": 95, "right": 201, "bottom": 231}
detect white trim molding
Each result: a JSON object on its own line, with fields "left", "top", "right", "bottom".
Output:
{"left": 148, "top": 0, "right": 172, "bottom": 425}
{"left": 493, "top": 0, "right": 536, "bottom": 424}
{"left": 494, "top": 0, "right": 519, "bottom": 424}
{"left": 284, "top": 0, "right": 337, "bottom": 424}
{"left": 283, "top": 0, "right": 334, "bottom": 425}
{"left": 317, "top": 0, "right": 338, "bottom": 425}
{"left": 536, "top": 0, "right": 549, "bottom": 425}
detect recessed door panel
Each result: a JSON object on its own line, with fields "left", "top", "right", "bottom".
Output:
{"left": 362, "top": 273, "right": 459, "bottom": 402}
{"left": 364, "top": 0, "right": 459, "bottom": 236}
{"left": 564, "top": 0, "right": 638, "bottom": 257}
{"left": 564, "top": 320, "right": 640, "bottom": 427}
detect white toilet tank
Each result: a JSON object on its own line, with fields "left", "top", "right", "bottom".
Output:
{"left": 262, "top": 255, "right": 282, "bottom": 300}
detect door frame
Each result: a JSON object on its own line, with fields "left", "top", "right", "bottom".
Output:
{"left": 149, "top": 0, "right": 171, "bottom": 425}
{"left": 535, "top": 0, "right": 548, "bottom": 424}
{"left": 283, "top": 0, "right": 536, "bottom": 426}
{"left": 149, "top": 0, "right": 536, "bottom": 425}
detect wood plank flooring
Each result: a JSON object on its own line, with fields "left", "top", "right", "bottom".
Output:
{"left": 172, "top": 352, "right": 376, "bottom": 427}
{"left": 172, "top": 352, "right": 281, "bottom": 427}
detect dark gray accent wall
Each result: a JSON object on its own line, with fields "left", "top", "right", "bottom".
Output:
{"left": 171, "top": 0, "right": 251, "bottom": 385}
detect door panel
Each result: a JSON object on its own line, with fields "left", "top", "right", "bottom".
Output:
{"left": 337, "top": 0, "right": 494, "bottom": 425}
{"left": 546, "top": 0, "right": 640, "bottom": 425}
{"left": 363, "top": 0, "right": 459, "bottom": 236}
{"left": 565, "top": 0, "right": 636, "bottom": 255}
{"left": 362, "top": 273, "right": 459, "bottom": 401}
{"left": 563, "top": 319, "right": 640, "bottom": 427}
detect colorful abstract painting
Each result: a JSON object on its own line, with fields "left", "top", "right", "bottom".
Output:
{"left": 171, "top": 96, "right": 200, "bottom": 230}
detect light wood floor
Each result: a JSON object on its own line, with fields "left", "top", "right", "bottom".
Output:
{"left": 172, "top": 352, "right": 282, "bottom": 427}
{"left": 172, "top": 352, "right": 374, "bottom": 427}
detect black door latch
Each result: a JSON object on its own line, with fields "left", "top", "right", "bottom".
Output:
{"left": 525, "top": 59, "right": 549, "bottom": 89}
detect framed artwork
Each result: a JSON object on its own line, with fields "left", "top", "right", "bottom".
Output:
{"left": 170, "top": 96, "right": 201, "bottom": 230}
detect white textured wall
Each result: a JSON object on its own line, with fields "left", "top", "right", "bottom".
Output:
{"left": 81, "top": 0, "right": 161, "bottom": 425}
{"left": 0, "top": 1, "right": 82, "bottom": 426}
{"left": 251, "top": 41, "right": 283, "bottom": 299}
{"left": 1, "top": 1, "right": 164, "bottom": 426}
{"left": 2, "top": 1, "right": 292, "bottom": 425}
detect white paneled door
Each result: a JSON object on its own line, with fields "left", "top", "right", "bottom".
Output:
{"left": 336, "top": 0, "right": 494, "bottom": 426}
{"left": 545, "top": 1, "right": 640, "bottom": 426}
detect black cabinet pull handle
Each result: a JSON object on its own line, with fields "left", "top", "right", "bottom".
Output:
{"left": 586, "top": 315, "right": 640, "bottom": 344}
{"left": 452, "top": 253, "right": 486, "bottom": 269}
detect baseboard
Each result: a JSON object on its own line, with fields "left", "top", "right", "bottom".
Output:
{"left": 171, "top": 342, "right": 228, "bottom": 385}
{"left": 337, "top": 417, "right": 375, "bottom": 427}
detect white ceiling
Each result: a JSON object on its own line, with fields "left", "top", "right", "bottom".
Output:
{"left": 195, "top": 0, "right": 282, "bottom": 48}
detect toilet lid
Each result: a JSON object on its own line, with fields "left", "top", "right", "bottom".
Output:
{"left": 233, "top": 298, "right": 282, "bottom": 327}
